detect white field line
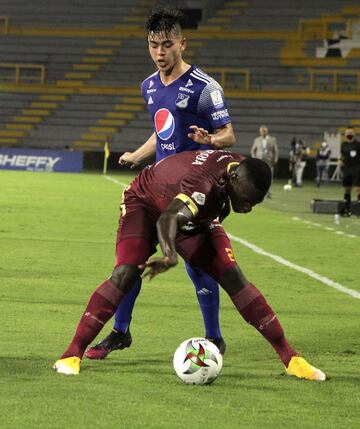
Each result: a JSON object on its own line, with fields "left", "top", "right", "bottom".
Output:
{"left": 292, "top": 216, "right": 357, "bottom": 239}
{"left": 228, "top": 233, "right": 360, "bottom": 300}
{"left": 104, "top": 175, "right": 128, "bottom": 187}
{"left": 104, "top": 175, "right": 360, "bottom": 300}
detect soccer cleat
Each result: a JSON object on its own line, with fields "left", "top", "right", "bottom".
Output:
{"left": 84, "top": 328, "right": 132, "bottom": 360}
{"left": 286, "top": 356, "right": 326, "bottom": 381}
{"left": 53, "top": 357, "right": 81, "bottom": 375}
{"left": 206, "top": 337, "right": 226, "bottom": 355}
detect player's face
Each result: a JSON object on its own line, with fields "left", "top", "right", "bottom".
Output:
{"left": 228, "top": 173, "right": 264, "bottom": 214}
{"left": 148, "top": 31, "right": 186, "bottom": 75}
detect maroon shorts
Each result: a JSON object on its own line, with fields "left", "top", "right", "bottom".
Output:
{"left": 115, "top": 197, "right": 237, "bottom": 280}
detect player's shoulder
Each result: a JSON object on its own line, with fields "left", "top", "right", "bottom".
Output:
{"left": 189, "top": 66, "right": 222, "bottom": 91}
{"left": 141, "top": 71, "right": 159, "bottom": 91}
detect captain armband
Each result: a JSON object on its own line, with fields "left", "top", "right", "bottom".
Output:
{"left": 175, "top": 194, "right": 199, "bottom": 217}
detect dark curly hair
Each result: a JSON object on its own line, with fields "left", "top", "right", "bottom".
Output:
{"left": 145, "top": 5, "right": 185, "bottom": 37}
{"left": 241, "top": 158, "right": 272, "bottom": 194}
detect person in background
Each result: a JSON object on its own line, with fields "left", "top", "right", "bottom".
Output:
{"left": 315, "top": 141, "right": 331, "bottom": 187}
{"left": 289, "top": 137, "right": 309, "bottom": 187}
{"left": 338, "top": 126, "right": 360, "bottom": 217}
{"left": 250, "top": 125, "right": 278, "bottom": 197}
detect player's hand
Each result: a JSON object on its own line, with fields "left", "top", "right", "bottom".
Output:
{"left": 140, "top": 256, "right": 178, "bottom": 281}
{"left": 188, "top": 125, "right": 213, "bottom": 145}
{"left": 118, "top": 152, "right": 139, "bottom": 169}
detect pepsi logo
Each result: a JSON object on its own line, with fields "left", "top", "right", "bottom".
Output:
{"left": 154, "top": 108, "right": 175, "bottom": 140}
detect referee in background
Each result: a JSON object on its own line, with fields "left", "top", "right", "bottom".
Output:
{"left": 339, "top": 126, "right": 360, "bottom": 216}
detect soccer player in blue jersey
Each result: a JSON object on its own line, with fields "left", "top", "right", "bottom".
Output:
{"left": 85, "top": 6, "right": 236, "bottom": 359}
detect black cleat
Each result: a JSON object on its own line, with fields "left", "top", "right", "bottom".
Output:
{"left": 85, "top": 329, "right": 132, "bottom": 360}
{"left": 206, "top": 337, "right": 226, "bottom": 355}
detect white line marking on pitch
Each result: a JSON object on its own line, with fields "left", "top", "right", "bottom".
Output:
{"left": 104, "top": 176, "right": 360, "bottom": 300}
{"left": 228, "top": 233, "right": 360, "bottom": 300}
{"left": 292, "top": 216, "right": 357, "bottom": 239}
{"left": 104, "top": 175, "right": 128, "bottom": 187}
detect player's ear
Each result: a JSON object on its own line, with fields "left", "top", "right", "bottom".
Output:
{"left": 180, "top": 37, "right": 187, "bottom": 52}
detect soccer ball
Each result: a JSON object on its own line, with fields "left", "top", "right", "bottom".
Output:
{"left": 173, "top": 338, "right": 223, "bottom": 385}
{"left": 283, "top": 183, "right": 292, "bottom": 191}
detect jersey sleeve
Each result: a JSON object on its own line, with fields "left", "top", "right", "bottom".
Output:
{"left": 197, "top": 80, "right": 232, "bottom": 129}
{"left": 141, "top": 80, "right": 147, "bottom": 102}
{"left": 175, "top": 173, "right": 215, "bottom": 218}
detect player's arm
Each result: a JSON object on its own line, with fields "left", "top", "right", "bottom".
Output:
{"left": 188, "top": 123, "right": 235, "bottom": 149}
{"left": 218, "top": 198, "right": 231, "bottom": 223}
{"left": 250, "top": 139, "right": 257, "bottom": 158}
{"left": 273, "top": 138, "right": 279, "bottom": 165}
{"left": 338, "top": 142, "right": 345, "bottom": 166}
{"left": 142, "top": 197, "right": 195, "bottom": 280}
{"left": 118, "top": 132, "right": 156, "bottom": 169}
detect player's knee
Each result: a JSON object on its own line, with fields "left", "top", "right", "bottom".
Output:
{"left": 111, "top": 264, "right": 140, "bottom": 293}
{"left": 218, "top": 265, "right": 249, "bottom": 295}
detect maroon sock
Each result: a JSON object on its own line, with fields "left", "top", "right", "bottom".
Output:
{"left": 61, "top": 280, "right": 124, "bottom": 359}
{"left": 230, "top": 283, "right": 297, "bottom": 366}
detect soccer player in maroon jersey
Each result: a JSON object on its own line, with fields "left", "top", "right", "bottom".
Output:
{"left": 86, "top": 5, "right": 236, "bottom": 359}
{"left": 54, "top": 150, "right": 325, "bottom": 381}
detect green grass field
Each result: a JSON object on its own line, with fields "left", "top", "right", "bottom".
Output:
{"left": 1, "top": 169, "right": 359, "bottom": 429}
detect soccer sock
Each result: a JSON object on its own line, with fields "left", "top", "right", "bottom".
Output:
{"left": 61, "top": 280, "right": 124, "bottom": 359}
{"left": 113, "top": 277, "right": 142, "bottom": 333}
{"left": 230, "top": 283, "right": 297, "bottom": 366}
{"left": 185, "top": 263, "right": 221, "bottom": 339}
{"left": 344, "top": 193, "right": 351, "bottom": 211}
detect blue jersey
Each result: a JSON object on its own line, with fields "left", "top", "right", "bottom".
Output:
{"left": 141, "top": 65, "right": 232, "bottom": 161}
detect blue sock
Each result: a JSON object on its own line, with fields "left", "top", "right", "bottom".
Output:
{"left": 113, "top": 277, "right": 142, "bottom": 333}
{"left": 185, "top": 262, "right": 221, "bottom": 339}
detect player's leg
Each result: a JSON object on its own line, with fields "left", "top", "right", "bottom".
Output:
{"left": 85, "top": 201, "right": 157, "bottom": 359}
{"left": 177, "top": 229, "right": 325, "bottom": 381}
{"left": 342, "top": 168, "right": 352, "bottom": 216}
{"left": 84, "top": 281, "right": 140, "bottom": 359}
{"left": 54, "top": 234, "right": 156, "bottom": 374}
{"left": 219, "top": 266, "right": 325, "bottom": 381}
{"left": 184, "top": 263, "right": 225, "bottom": 353}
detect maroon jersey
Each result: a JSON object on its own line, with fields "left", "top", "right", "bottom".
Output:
{"left": 128, "top": 150, "right": 245, "bottom": 225}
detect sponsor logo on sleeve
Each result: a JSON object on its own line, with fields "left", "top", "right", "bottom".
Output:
{"left": 191, "top": 191, "right": 206, "bottom": 205}
{"left": 210, "top": 90, "right": 224, "bottom": 107}
{"left": 211, "top": 109, "right": 229, "bottom": 120}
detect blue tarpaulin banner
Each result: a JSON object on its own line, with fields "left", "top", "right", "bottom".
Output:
{"left": 0, "top": 148, "right": 83, "bottom": 172}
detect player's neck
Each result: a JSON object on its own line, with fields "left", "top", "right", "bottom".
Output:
{"left": 160, "top": 61, "right": 191, "bottom": 86}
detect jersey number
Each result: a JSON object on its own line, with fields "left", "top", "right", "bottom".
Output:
{"left": 225, "top": 247, "right": 235, "bottom": 262}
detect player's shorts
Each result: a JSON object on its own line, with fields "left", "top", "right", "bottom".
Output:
{"left": 342, "top": 165, "right": 360, "bottom": 187}
{"left": 115, "top": 194, "right": 237, "bottom": 280}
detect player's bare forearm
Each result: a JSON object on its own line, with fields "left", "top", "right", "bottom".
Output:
{"left": 211, "top": 123, "right": 236, "bottom": 149}
{"left": 142, "top": 199, "right": 194, "bottom": 279}
{"left": 188, "top": 123, "right": 235, "bottom": 149}
{"left": 119, "top": 133, "right": 156, "bottom": 168}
